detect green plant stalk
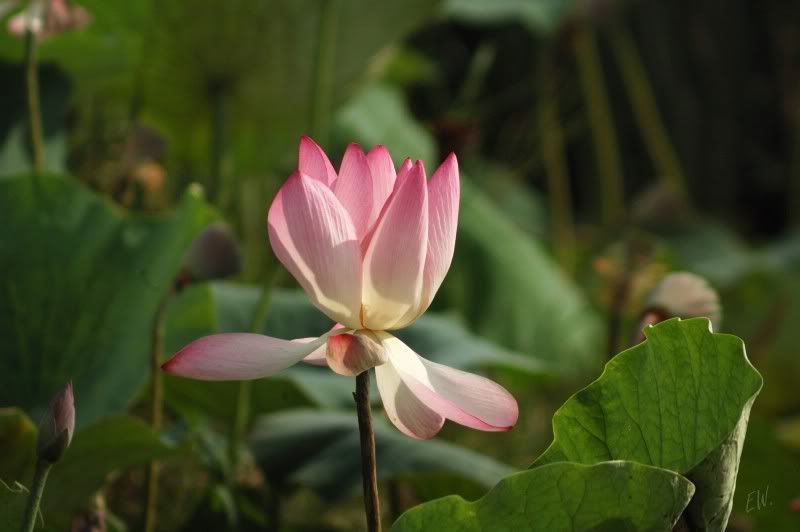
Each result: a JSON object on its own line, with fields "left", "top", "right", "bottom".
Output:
{"left": 538, "top": 51, "right": 577, "bottom": 274}
{"left": 209, "top": 86, "right": 227, "bottom": 206}
{"left": 355, "top": 371, "right": 382, "bottom": 532}
{"left": 574, "top": 24, "right": 625, "bottom": 224}
{"left": 143, "top": 289, "right": 170, "bottom": 532}
{"left": 608, "top": 23, "right": 688, "bottom": 198}
{"left": 309, "top": 0, "right": 339, "bottom": 145}
{"left": 792, "top": 101, "right": 800, "bottom": 225}
{"left": 20, "top": 459, "right": 51, "bottom": 532}
{"left": 229, "top": 274, "right": 277, "bottom": 482}
{"left": 24, "top": 27, "right": 45, "bottom": 175}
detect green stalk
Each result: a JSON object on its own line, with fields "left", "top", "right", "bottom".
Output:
{"left": 20, "top": 460, "right": 51, "bottom": 532}
{"left": 229, "top": 273, "right": 278, "bottom": 482}
{"left": 574, "top": 24, "right": 625, "bottom": 224}
{"left": 209, "top": 85, "right": 227, "bottom": 206}
{"left": 309, "top": 0, "right": 339, "bottom": 145}
{"left": 143, "top": 289, "right": 171, "bottom": 532}
{"left": 24, "top": 26, "right": 45, "bottom": 175}
{"left": 538, "top": 49, "right": 577, "bottom": 274}
{"left": 608, "top": 23, "right": 688, "bottom": 197}
{"left": 355, "top": 371, "right": 381, "bottom": 532}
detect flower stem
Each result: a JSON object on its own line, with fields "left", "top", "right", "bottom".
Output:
{"left": 20, "top": 459, "right": 51, "bottom": 532}
{"left": 608, "top": 22, "right": 688, "bottom": 198}
{"left": 143, "top": 289, "right": 171, "bottom": 532}
{"left": 574, "top": 23, "right": 625, "bottom": 225}
{"left": 310, "top": 0, "right": 339, "bottom": 146}
{"left": 354, "top": 371, "right": 381, "bottom": 532}
{"left": 24, "top": 27, "right": 45, "bottom": 175}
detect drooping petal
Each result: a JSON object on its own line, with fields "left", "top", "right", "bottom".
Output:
{"left": 162, "top": 333, "right": 328, "bottom": 380}
{"left": 332, "top": 144, "right": 374, "bottom": 241}
{"left": 366, "top": 145, "right": 396, "bottom": 225}
{"left": 268, "top": 172, "right": 362, "bottom": 328}
{"left": 376, "top": 359, "right": 444, "bottom": 439}
{"left": 422, "top": 153, "right": 460, "bottom": 309}
{"left": 361, "top": 162, "right": 428, "bottom": 330}
{"left": 298, "top": 136, "right": 337, "bottom": 186}
{"left": 300, "top": 324, "right": 347, "bottom": 366}
{"left": 326, "top": 331, "right": 388, "bottom": 376}
{"left": 379, "top": 333, "right": 518, "bottom": 431}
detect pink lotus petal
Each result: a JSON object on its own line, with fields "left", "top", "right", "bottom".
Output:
{"left": 326, "top": 332, "right": 388, "bottom": 376}
{"left": 163, "top": 333, "right": 328, "bottom": 380}
{"left": 422, "top": 153, "right": 460, "bottom": 309}
{"left": 380, "top": 333, "right": 518, "bottom": 432}
{"left": 361, "top": 162, "right": 428, "bottom": 330}
{"left": 376, "top": 360, "right": 444, "bottom": 439}
{"left": 299, "top": 323, "right": 347, "bottom": 366}
{"left": 268, "top": 172, "right": 362, "bottom": 328}
{"left": 366, "top": 145, "right": 397, "bottom": 226}
{"left": 332, "top": 144, "right": 374, "bottom": 241}
{"left": 298, "top": 136, "right": 337, "bottom": 186}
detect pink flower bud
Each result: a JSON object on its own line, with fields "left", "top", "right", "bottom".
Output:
{"left": 37, "top": 382, "right": 75, "bottom": 463}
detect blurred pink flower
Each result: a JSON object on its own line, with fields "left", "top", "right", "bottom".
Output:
{"left": 37, "top": 381, "right": 75, "bottom": 463}
{"left": 163, "top": 137, "right": 518, "bottom": 439}
{"left": 7, "top": 0, "right": 91, "bottom": 40}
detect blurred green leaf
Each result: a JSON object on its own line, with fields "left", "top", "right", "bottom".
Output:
{"left": 0, "top": 174, "right": 216, "bottom": 428}
{"left": 0, "top": 479, "right": 33, "bottom": 531}
{"left": 0, "top": 408, "right": 36, "bottom": 484}
{"left": 333, "top": 82, "right": 436, "bottom": 164}
{"left": 733, "top": 418, "right": 800, "bottom": 532}
{"left": 43, "top": 416, "right": 177, "bottom": 518}
{"left": 532, "top": 318, "right": 763, "bottom": 531}
{"left": 250, "top": 409, "right": 515, "bottom": 502}
{"left": 443, "top": 0, "right": 578, "bottom": 35}
{"left": 441, "top": 180, "right": 602, "bottom": 373}
{"left": 391, "top": 460, "right": 693, "bottom": 531}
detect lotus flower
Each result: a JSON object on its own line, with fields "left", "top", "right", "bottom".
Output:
{"left": 7, "top": 0, "right": 91, "bottom": 40}
{"left": 163, "top": 137, "right": 518, "bottom": 439}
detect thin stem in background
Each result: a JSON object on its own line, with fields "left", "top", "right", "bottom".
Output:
{"left": 20, "top": 460, "right": 51, "bottom": 532}
{"left": 574, "top": 24, "right": 625, "bottom": 225}
{"left": 354, "top": 371, "right": 381, "bottom": 532}
{"left": 229, "top": 271, "right": 280, "bottom": 483}
{"left": 309, "top": 0, "right": 339, "bottom": 146}
{"left": 24, "top": 27, "right": 45, "bottom": 175}
{"left": 209, "top": 85, "right": 227, "bottom": 206}
{"left": 608, "top": 23, "right": 688, "bottom": 198}
{"left": 538, "top": 48, "right": 577, "bottom": 275}
{"left": 143, "top": 288, "right": 171, "bottom": 532}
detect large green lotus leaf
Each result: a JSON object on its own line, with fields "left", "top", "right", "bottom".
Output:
{"left": 332, "top": 82, "right": 436, "bottom": 165}
{"left": 391, "top": 460, "right": 694, "bottom": 531}
{"left": 0, "top": 174, "right": 216, "bottom": 428}
{"left": 42, "top": 416, "right": 177, "bottom": 517}
{"left": 142, "top": 0, "right": 442, "bottom": 176}
{"left": 250, "top": 409, "right": 514, "bottom": 502}
{"left": 441, "top": 180, "right": 602, "bottom": 373}
{"left": 532, "top": 318, "right": 763, "bottom": 531}
{"left": 0, "top": 409, "right": 36, "bottom": 484}
{"left": 442, "top": 0, "right": 579, "bottom": 35}
{"left": 164, "top": 282, "right": 548, "bottom": 419}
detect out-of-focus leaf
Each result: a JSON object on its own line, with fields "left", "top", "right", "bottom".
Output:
{"left": 333, "top": 82, "right": 436, "bottom": 165}
{"left": 0, "top": 408, "right": 36, "bottom": 484}
{"left": 164, "top": 282, "right": 549, "bottom": 419}
{"left": 143, "top": 0, "right": 443, "bottom": 175}
{"left": 532, "top": 318, "right": 763, "bottom": 531}
{"left": 443, "top": 0, "right": 579, "bottom": 35}
{"left": 250, "top": 409, "right": 515, "bottom": 502}
{"left": 0, "top": 174, "right": 216, "bottom": 428}
{"left": 0, "top": 479, "right": 33, "bottom": 531}
{"left": 391, "top": 461, "right": 693, "bottom": 531}
{"left": 441, "top": 180, "right": 602, "bottom": 373}
{"left": 733, "top": 418, "right": 800, "bottom": 532}
{"left": 43, "top": 416, "right": 177, "bottom": 517}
